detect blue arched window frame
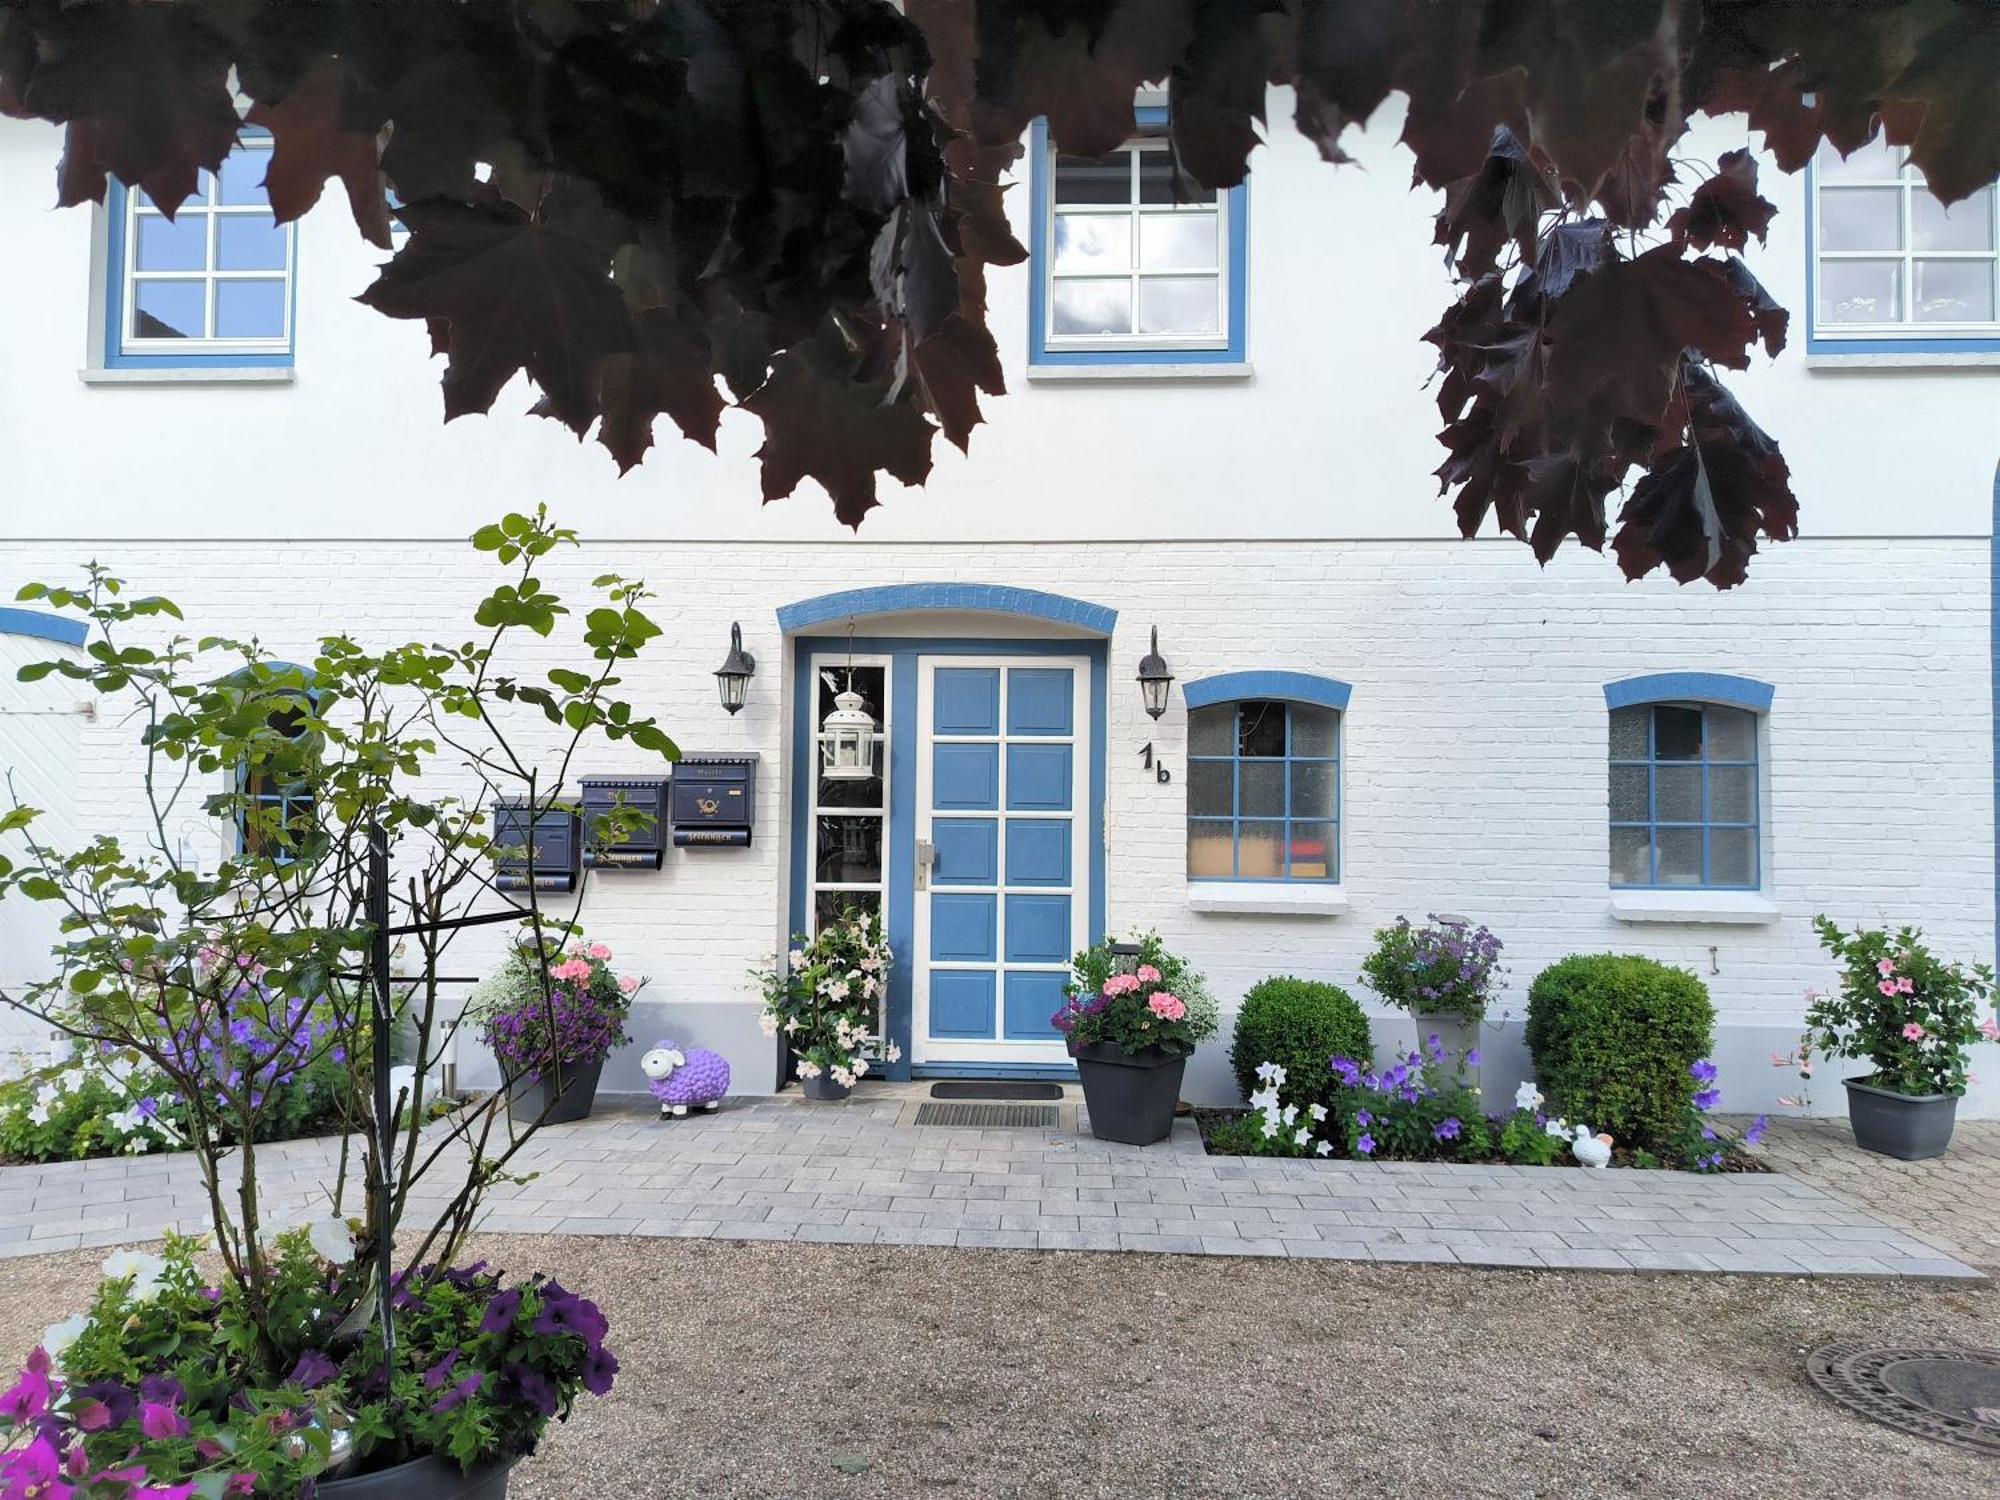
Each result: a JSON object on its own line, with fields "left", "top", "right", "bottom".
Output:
{"left": 1604, "top": 674, "right": 1774, "bottom": 892}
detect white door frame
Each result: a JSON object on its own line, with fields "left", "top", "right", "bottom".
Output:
{"left": 911, "top": 655, "right": 1090, "bottom": 1068}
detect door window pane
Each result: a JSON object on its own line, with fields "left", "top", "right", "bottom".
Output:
{"left": 815, "top": 816, "right": 883, "bottom": 885}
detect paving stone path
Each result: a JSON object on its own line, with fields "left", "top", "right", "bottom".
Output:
{"left": 0, "top": 1093, "right": 1982, "bottom": 1278}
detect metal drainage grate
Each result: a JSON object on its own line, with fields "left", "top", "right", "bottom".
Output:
{"left": 912, "top": 1102, "right": 1060, "bottom": 1129}
{"left": 1806, "top": 1343, "right": 2000, "bottom": 1454}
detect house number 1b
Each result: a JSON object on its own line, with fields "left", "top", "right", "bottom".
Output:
{"left": 1139, "top": 743, "right": 1171, "bottom": 783}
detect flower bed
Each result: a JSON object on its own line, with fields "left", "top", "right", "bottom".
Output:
{"left": 1200, "top": 1038, "right": 1768, "bottom": 1172}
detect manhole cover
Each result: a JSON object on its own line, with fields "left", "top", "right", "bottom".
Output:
{"left": 912, "top": 1102, "right": 1060, "bottom": 1129}
{"left": 1806, "top": 1344, "right": 2000, "bottom": 1454}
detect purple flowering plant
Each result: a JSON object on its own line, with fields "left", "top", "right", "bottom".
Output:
{"left": 1327, "top": 1043, "right": 1492, "bottom": 1161}
{"left": 1360, "top": 916, "right": 1506, "bottom": 1024}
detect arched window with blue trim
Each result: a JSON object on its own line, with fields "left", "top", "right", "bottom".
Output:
{"left": 1184, "top": 673, "right": 1348, "bottom": 884}
{"left": 1604, "top": 674, "right": 1773, "bottom": 891}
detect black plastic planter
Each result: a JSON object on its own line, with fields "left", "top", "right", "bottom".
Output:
{"left": 1843, "top": 1075, "right": 1959, "bottom": 1160}
{"left": 799, "top": 1070, "right": 852, "bottom": 1102}
{"left": 505, "top": 1055, "right": 605, "bottom": 1126}
{"left": 1072, "top": 1041, "right": 1187, "bottom": 1145}
{"left": 320, "top": 1457, "right": 512, "bottom": 1500}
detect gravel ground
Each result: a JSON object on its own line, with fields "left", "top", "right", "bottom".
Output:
{"left": 1, "top": 1236, "right": 1995, "bottom": 1499}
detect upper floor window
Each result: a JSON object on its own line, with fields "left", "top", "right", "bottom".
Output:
{"left": 1029, "top": 110, "right": 1248, "bottom": 368}
{"left": 1608, "top": 702, "right": 1759, "bottom": 890}
{"left": 106, "top": 133, "right": 296, "bottom": 368}
{"left": 1187, "top": 699, "right": 1339, "bottom": 883}
{"left": 1810, "top": 134, "right": 1998, "bottom": 349}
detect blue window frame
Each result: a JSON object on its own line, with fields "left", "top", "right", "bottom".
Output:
{"left": 103, "top": 131, "right": 297, "bottom": 370}
{"left": 1807, "top": 134, "right": 1999, "bottom": 354}
{"left": 1186, "top": 699, "right": 1339, "bottom": 882}
{"left": 1608, "top": 702, "right": 1760, "bottom": 890}
{"left": 1028, "top": 107, "right": 1248, "bottom": 368}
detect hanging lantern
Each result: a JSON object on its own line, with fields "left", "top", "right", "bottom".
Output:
{"left": 714, "top": 622, "right": 755, "bottom": 716}
{"left": 1136, "top": 625, "right": 1174, "bottom": 720}
{"left": 820, "top": 685, "right": 878, "bottom": 781}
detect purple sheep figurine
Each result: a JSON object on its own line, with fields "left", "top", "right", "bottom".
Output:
{"left": 640, "top": 1039, "right": 730, "bottom": 1118}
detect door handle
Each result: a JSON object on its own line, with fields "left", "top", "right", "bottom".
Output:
{"left": 915, "top": 839, "right": 936, "bottom": 891}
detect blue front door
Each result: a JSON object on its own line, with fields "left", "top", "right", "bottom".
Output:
{"left": 912, "top": 657, "right": 1088, "bottom": 1067}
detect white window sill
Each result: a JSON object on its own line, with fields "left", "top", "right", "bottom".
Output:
{"left": 1804, "top": 351, "right": 2000, "bottom": 371}
{"left": 1608, "top": 890, "right": 1779, "bottom": 926}
{"left": 79, "top": 367, "right": 295, "bottom": 386}
{"left": 1026, "top": 362, "right": 1253, "bottom": 383}
{"left": 1188, "top": 882, "right": 1348, "bottom": 917}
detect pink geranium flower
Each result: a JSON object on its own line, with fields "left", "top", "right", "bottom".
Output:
{"left": 1135, "top": 964, "right": 1162, "bottom": 984}
{"left": 1103, "top": 974, "right": 1141, "bottom": 997}
{"left": 1902, "top": 1022, "right": 1926, "bottom": 1041}
{"left": 1147, "top": 992, "right": 1187, "bottom": 1022}
{"left": 588, "top": 944, "right": 612, "bottom": 961}
{"left": 618, "top": 975, "right": 641, "bottom": 995}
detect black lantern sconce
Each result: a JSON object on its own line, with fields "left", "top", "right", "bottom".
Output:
{"left": 1136, "top": 625, "right": 1173, "bottom": 720}
{"left": 715, "top": 622, "right": 755, "bottom": 716}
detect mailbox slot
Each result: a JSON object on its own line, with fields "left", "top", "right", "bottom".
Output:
{"left": 670, "top": 755, "right": 758, "bottom": 848}
{"left": 579, "top": 776, "right": 670, "bottom": 870}
{"left": 491, "top": 802, "right": 583, "bottom": 892}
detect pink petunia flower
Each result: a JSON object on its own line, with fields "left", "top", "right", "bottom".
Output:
{"left": 1902, "top": 1023, "right": 1926, "bottom": 1041}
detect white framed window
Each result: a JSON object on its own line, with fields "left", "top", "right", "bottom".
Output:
{"left": 109, "top": 134, "right": 296, "bottom": 366}
{"left": 1810, "top": 134, "right": 1998, "bottom": 346}
{"left": 1029, "top": 109, "right": 1248, "bottom": 368}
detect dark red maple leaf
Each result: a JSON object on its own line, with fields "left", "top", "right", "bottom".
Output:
{"left": 1434, "top": 127, "right": 1561, "bottom": 279}
{"left": 246, "top": 57, "right": 392, "bottom": 250}
{"left": 1667, "top": 148, "right": 1776, "bottom": 251}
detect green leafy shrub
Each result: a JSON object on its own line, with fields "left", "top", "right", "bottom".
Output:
{"left": 1229, "top": 976, "right": 1372, "bottom": 1106}
{"left": 1524, "top": 954, "right": 1716, "bottom": 1150}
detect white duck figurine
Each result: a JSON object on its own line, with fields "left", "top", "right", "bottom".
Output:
{"left": 1570, "top": 1124, "right": 1614, "bottom": 1169}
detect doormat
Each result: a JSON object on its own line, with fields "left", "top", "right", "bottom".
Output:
{"left": 912, "top": 1103, "right": 1061, "bottom": 1129}
{"left": 1805, "top": 1344, "right": 2000, "bottom": 1454}
{"left": 929, "top": 1081, "right": 1065, "bottom": 1101}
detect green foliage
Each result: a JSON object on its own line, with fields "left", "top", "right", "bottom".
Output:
{"left": 1228, "top": 976, "right": 1371, "bottom": 1107}
{"left": 1806, "top": 916, "right": 1996, "bottom": 1098}
{"left": 1524, "top": 954, "right": 1717, "bottom": 1150}
{"left": 758, "top": 908, "right": 896, "bottom": 1086}
{"left": 1497, "top": 1109, "right": 1567, "bottom": 1167}
{"left": 1057, "top": 932, "right": 1217, "bottom": 1055}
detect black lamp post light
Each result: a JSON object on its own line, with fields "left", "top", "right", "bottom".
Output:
{"left": 1137, "top": 625, "right": 1173, "bottom": 720}
{"left": 715, "top": 621, "right": 755, "bottom": 715}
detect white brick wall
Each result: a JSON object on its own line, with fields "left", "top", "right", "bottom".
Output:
{"left": 4, "top": 532, "right": 1994, "bottom": 1115}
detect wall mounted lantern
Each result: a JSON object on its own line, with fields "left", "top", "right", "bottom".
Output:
{"left": 1136, "top": 626, "right": 1173, "bottom": 720}
{"left": 714, "top": 622, "right": 755, "bottom": 715}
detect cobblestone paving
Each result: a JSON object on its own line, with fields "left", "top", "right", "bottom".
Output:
{"left": 1730, "top": 1114, "right": 2000, "bottom": 1271}
{"left": 0, "top": 1093, "right": 1982, "bottom": 1278}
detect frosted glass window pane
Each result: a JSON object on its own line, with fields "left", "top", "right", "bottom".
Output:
{"left": 1287, "top": 822, "right": 1335, "bottom": 880}
{"left": 1051, "top": 279, "right": 1131, "bottom": 335}
{"left": 1656, "top": 828, "right": 1702, "bottom": 885}
{"left": 1709, "top": 766, "right": 1756, "bottom": 824}
{"left": 1655, "top": 766, "right": 1702, "bottom": 822}
{"left": 133, "top": 281, "right": 205, "bottom": 339}
{"left": 215, "top": 279, "right": 286, "bottom": 338}
{"left": 1290, "top": 762, "right": 1336, "bottom": 820}
{"left": 1814, "top": 136, "right": 1901, "bottom": 182}
{"left": 1235, "top": 823, "right": 1285, "bottom": 879}
{"left": 1912, "top": 188, "right": 1994, "bottom": 250}
{"left": 1818, "top": 260, "right": 1902, "bottom": 325}
{"left": 1609, "top": 765, "right": 1649, "bottom": 823}
{"left": 1289, "top": 705, "right": 1338, "bottom": 758}
{"left": 1238, "top": 763, "right": 1284, "bottom": 818}
{"left": 1818, "top": 188, "right": 1901, "bottom": 250}
{"left": 1139, "top": 212, "right": 1217, "bottom": 270}
{"left": 1709, "top": 828, "right": 1756, "bottom": 887}
{"left": 1609, "top": 706, "right": 1649, "bottom": 759}
{"left": 1914, "top": 260, "right": 1995, "bottom": 322}
{"left": 1138, "top": 276, "right": 1219, "bottom": 335}
{"left": 1188, "top": 705, "right": 1234, "bottom": 757}
{"left": 1187, "top": 820, "right": 1235, "bottom": 878}
{"left": 1705, "top": 707, "right": 1756, "bottom": 761}
{"left": 1053, "top": 214, "right": 1129, "bottom": 271}
{"left": 136, "top": 214, "right": 206, "bottom": 271}
{"left": 1055, "top": 155, "right": 1130, "bottom": 205}
{"left": 1609, "top": 827, "right": 1651, "bottom": 887}
{"left": 217, "top": 216, "right": 288, "bottom": 271}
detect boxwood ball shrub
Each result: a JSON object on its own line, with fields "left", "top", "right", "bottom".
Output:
{"left": 1230, "top": 977, "right": 1373, "bottom": 1106}
{"left": 1525, "top": 955, "right": 1716, "bottom": 1150}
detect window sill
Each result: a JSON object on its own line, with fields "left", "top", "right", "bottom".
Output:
{"left": 1188, "top": 882, "right": 1348, "bottom": 917}
{"left": 79, "top": 367, "right": 295, "bottom": 386}
{"left": 1804, "top": 351, "right": 2000, "bottom": 371}
{"left": 1608, "top": 890, "right": 1779, "bottom": 926}
{"left": 1025, "top": 362, "right": 1254, "bottom": 383}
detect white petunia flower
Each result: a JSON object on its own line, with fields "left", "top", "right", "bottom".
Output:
{"left": 102, "top": 1249, "right": 167, "bottom": 1301}
{"left": 305, "top": 1214, "right": 357, "bottom": 1266}
{"left": 42, "top": 1313, "right": 89, "bottom": 1365}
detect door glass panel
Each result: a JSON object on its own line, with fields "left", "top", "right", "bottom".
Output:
{"left": 815, "top": 889, "right": 880, "bottom": 929}
{"left": 815, "top": 815, "right": 883, "bottom": 885}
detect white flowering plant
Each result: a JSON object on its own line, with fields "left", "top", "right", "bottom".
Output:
{"left": 757, "top": 908, "right": 898, "bottom": 1090}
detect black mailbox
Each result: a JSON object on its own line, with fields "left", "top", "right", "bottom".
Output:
{"left": 579, "top": 776, "right": 669, "bottom": 870}
{"left": 670, "top": 755, "right": 758, "bottom": 847}
{"left": 490, "top": 801, "right": 582, "bottom": 892}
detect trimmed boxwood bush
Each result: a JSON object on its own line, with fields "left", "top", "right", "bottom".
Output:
{"left": 1524, "top": 954, "right": 1716, "bottom": 1150}
{"left": 1230, "top": 976, "right": 1373, "bottom": 1106}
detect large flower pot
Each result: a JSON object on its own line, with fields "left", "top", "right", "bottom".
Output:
{"left": 1073, "top": 1041, "right": 1187, "bottom": 1146}
{"left": 321, "top": 1456, "right": 513, "bottom": 1500}
{"left": 505, "top": 1055, "right": 605, "bottom": 1125}
{"left": 1843, "top": 1075, "right": 1959, "bottom": 1160}
{"left": 799, "top": 1070, "right": 852, "bottom": 1102}
{"left": 1412, "top": 1012, "right": 1478, "bottom": 1066}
